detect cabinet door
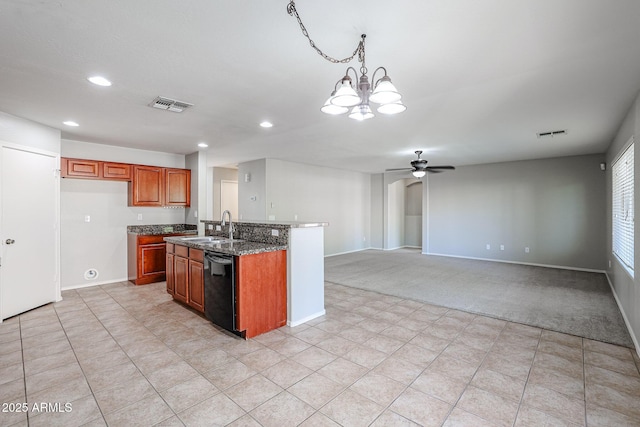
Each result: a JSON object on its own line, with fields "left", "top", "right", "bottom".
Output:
{"left": 62, "top": 158, "right": 100, "bottom": 179}
{"left": 174, "top": 256, "right": 189, "bottom": 303}
{"left": 138, "top": 243, "right": 167, "bottom": 285}
{"left": 130, "top": 165, "right": 164, "bottom": 206}
{"left": 188, "top": 260, "right": 204, "bottom": 313}
{"left": 166, "top": 253, "right": 175, "bottom": 295}
{"left": 102, "top": 162, "right": 132, "bottom": 180}
{"left": 165, "top": 168, "right": 191, "bottom": 207}
{"left": 236, "top": 250, "right": 287, "bottom": 338}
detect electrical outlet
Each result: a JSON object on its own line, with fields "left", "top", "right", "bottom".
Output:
{"left": 137, "top": 214, "right": 143, "bottom": 221}
{"left": 486, "top": 244, "right": 490, "bottom": 250}
{"left": 271, "top": 229, "right": 279, "bottom": 237}
{"left": 525, "top": 247, "right": 530, "bottom": 253}
{"left": 216, "top": 225, "right": 221, "bottom": 231}
{"left": 84, "top": 215, "right": 90, "bottom": 223}
{"left": 500, "top": 245, "right": 505, "bottom": 251}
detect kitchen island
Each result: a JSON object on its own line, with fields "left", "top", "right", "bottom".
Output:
{"left": 201, "top": 220, "right": 328, "bottom": 328}
{"left": 165, "top": 219, "right": 327, "bottom": 338}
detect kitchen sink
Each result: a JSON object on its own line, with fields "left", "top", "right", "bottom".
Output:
{"left": 180, "top": 236, "right": 226, "bottom": 243}
{"left": 180, "top": 236, "right": 245, "bottom": 244}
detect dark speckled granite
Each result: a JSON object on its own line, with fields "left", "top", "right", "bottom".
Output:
{"left": 201, "top": 221, "right": 289, "bottom": 245}
{"left": 164, "top": 236, "right": 287, "bottom": 256}
{"left": 127, "top": 224, "right": 197, "bottom": 235}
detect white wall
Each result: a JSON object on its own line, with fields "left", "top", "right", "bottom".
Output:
{"left": 405, "top": 181, "right": 422, "bottom": 247}
{"left": 261, "top": 159, "right": 371, "bottom": 256}
{"left": 386, "top": 180, "right": 405, "bottom": 249}
{"left": 0, "top": 111, "right": 60, "bottom": 152}
{"left": 60, "top": 139, "right": 186, "bottom": 288}
{"left": 238, "top": 159, "right": 267, "bottom": 221}
{"left": 606, "top": 90, "right": 640, "bottom": 351}
{"left": 185, "top": 151, "right": 207, "bottom": 233}
{"left": 370, "top": 174, "right": 384, "bottom": 249}
{"left": 426, "top": 154, "right": 607, "bottom": 270}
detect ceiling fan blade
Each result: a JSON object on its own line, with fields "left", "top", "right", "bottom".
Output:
{"left": 426, "top": 165, "right": 455, "bottom": 170}
{"left": 385, "top": 168, "right": 412, "bottom": 172}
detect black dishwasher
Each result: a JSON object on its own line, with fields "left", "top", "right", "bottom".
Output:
{"left": 204, "top": 252, "right": 239, "bottom": 335}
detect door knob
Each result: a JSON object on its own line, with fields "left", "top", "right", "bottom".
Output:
{"left": 5, "top": 239, "right": 15, "bottom": 245}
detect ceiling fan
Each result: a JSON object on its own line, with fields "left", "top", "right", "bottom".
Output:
{"left": 386, "top": 151, "right": 455, "bottom": 178}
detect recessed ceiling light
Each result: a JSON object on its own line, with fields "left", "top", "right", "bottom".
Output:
{"left": 87, "top": 76, "right": 112, "bottom": 87}
{"left": 260, "top": 121, "right": 273, "bottom": 128}
{"left": 63, "top": 121, "right": 79, "bottom": 127}
{"left": 198, "top": 142, "right": 208, "bottom": 148}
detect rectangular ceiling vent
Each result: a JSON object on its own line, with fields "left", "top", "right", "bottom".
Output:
{"left": 149, "top": 96, "right": 193, "bottom": 113}
{"left": 537, "top": 129, "right": 567, "bottom": 138}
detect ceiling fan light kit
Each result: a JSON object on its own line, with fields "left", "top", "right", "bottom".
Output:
{"left": 287, "top": 1, "right": 405, "bottom": 121}
{"left": 386, "top": 151, "right": 456, "bottom": 178}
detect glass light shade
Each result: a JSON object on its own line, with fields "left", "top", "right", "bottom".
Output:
{"left": 348, "top": 104, "right": 374, "bottom": 121}
{"left": 321, "top": 96, "right": 349, "bottom": 115}
{"left": 412, "top": 170, "right": 426, "bottom": 178}
{"left": 377, "top": 101, "right": 407, "bottom": 115}
{"left": 369, "top": 77, "right": 401, "bottom": 104}
{"left": 331, "top": 81, "right": 362, "bottom": 107}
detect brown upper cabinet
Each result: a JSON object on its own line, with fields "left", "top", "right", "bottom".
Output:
{"left": 130, "top": 165, "right": 165, "bottom": 206}
{"left": 165, "top": 168, "right": 191, "bottom": 207}
{"left": 129, "top": 166, "right": 191, "bottom": 207}
{"left": 102, "top": 162, "right": 132, "bottom": 180}
{"left": 61, "top": 157, "right": 190, "bottom": 208}
{"left": 61, "top": 158, "right": 131, "bottom": 181}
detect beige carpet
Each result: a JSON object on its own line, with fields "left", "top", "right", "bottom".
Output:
{"left": 325, "top": 249, "right": 634, "bottom": 348}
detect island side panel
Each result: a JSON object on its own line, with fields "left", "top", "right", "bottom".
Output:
{"left": 236, "top": 250, "right": 287, "bottom": 338}
{"left": 288, "top": 227, "right": 326, "bottom": 326}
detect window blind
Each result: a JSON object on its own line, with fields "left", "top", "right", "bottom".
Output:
{"left": 612, "top": 139, "right": 634, "bottom": 275}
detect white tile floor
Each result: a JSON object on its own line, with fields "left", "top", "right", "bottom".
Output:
{"left": 1, "top": 280, "right": 639, "bottom": 426}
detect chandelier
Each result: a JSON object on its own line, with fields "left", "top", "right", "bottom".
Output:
{"left": 287, "top": 2, "right": 406, "bottom": 121}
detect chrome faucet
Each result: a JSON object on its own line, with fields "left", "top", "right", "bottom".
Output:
{"left": 221, "top": 210, "right": 233, "bottom": 240}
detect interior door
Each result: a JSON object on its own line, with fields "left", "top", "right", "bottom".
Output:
{"left": 221, "top": 180, "right": 238, "bottom": 219}
{"left": 1, "top": 144, "right": 59, "bottom": 320}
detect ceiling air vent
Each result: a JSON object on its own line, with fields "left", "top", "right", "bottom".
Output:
{"left": 537, "top": 129, "right": 567, "bottom": 138}
{"left": 149, "top": 96, "right": 193, "bottom": 113}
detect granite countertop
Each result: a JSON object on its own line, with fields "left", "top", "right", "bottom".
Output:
{"left": 164, "top": 236, "right": 287, "bottom": 256}
{"left": 200, "top": 220, "right": 328, "bottom": 228}
{"left": 127, "top": 224, "right": 198, "bottom": 235}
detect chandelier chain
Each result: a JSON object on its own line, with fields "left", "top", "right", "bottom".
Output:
{"left": 287, "top": 0, "right": 364, "bottom": 66}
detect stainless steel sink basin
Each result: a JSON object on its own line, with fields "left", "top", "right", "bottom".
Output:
{"left": 180, "top": 236, "right": 226, "bottom": 243}
{"left": 180, "top": 236, "right": 245, "bottom": 244}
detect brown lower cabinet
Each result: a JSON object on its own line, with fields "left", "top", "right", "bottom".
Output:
{"left": 166, "top": 243, "right": 287, "bottom": 337}
{"left": 128, "top": 233, "right": 193, "bottom": 285}
{"left": 166, "top": 243, "right": 204, "bottom": 313}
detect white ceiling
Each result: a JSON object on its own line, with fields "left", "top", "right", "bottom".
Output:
{"left": 1, "top": 0, "right": 640, "bottom": 173}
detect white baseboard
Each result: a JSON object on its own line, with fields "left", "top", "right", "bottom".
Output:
{"left": 425, "top": 252, "right": 606, "bottom": 274}
{"left": 61, "top": 277, "right": 129, "bottom": 291}
{"left": 325, "top": 247, "right": 374, "bottom": 257}
{"left": 604, "top": 272, "right": 640, "bottom": 358}
{"left": 325, "top": 245, "right": 422, "bottom": 257}
{"left": 288, "top": 309, "right": 326, "bottom": 327}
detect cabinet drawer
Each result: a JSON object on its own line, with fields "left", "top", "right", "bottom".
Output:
{"left": 63, "top": 159, "right": 100, "bottom": 178}
{"left": 102, "top": 162, "right": 132, "bottom": 180}
{"left": 175, "top": 244, "right": 189, "bottom": 257}
{"left": 189, "top": 248, "right": 203, "bottom": 262}
{"left": 138, "top": 235, "right": 166, "bottom": 245}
